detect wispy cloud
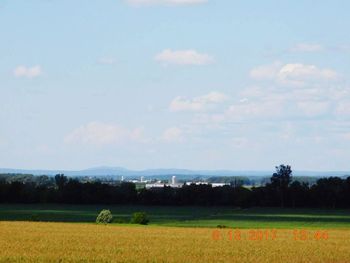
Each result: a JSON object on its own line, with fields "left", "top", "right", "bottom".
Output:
{"left": 170, "top": 92, "right": 228, "bottom": 112}
{"left": 250, "top": 62, "right": 339, "bottom": 87}
{"left": 13, "top": 65, "right": 42, "bottom": 78}
{"left": 155, "top": 49, "right": 214, "bottom": 65}
{"left": 290, "top": 43, "right": 324, "bottom": 52}
{"left": 64, "top": 122, "right": 145, "bottom": 146}
{"left": 188, "top": 62, "right": 347, "bottom": 126}
{"left": 290, "top": 43, "right": 350, "bottom": 53}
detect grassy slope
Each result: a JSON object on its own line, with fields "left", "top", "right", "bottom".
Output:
{"left": 0, "top": 204, "right": 350, "bottom": 229}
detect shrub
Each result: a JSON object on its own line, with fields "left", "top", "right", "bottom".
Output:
{"left": 96, "top": 209, "right": 113, "bottom": 224}
{"left": 130, "top": 212, "right": 149, "bottom": 225}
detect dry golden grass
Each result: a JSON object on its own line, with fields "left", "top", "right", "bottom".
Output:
{"left": 0, "top": 221, "right": 350, "bottom": 263}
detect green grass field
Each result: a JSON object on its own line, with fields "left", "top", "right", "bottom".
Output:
{"left": 1, "top": 204, "right": 350, "bottom": 229}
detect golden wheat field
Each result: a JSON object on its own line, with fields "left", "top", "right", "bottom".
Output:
{"left": 0, "top": 222, "right": 350, "bottom": 263}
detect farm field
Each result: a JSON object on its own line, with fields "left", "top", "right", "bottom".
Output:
{"left": 1, "top": 204, "right": 350, "bottom": 229}
{"left": 0, "top": 221, "right": 350, "bottom": 262}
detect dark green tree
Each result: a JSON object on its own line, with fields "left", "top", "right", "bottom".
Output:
{"left": 270, "top": 165, "right": 292, "bottom": 207}
{"left": 131, "top": 212, "right": 149, "bottom": 225}
{"left": 54, "top": 174, "right": 67, "bottom": 190}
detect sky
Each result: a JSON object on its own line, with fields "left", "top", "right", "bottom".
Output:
{"left": 1, "top": 0, "right": 350, "bottom": 171}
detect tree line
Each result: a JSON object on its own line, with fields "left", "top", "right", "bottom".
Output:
{"left": 0, "top": 165, "right": 350, "bottom": 208}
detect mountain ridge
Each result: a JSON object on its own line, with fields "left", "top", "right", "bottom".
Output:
{"left": 0, "top": 166, "right": 349, "bottom": 178}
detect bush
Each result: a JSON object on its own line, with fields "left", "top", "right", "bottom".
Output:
{"left": 130, "top": 212, "right": 149, "bottom": 225}
{"left": 96, "top": 209, "right": 113, "bottom": 224}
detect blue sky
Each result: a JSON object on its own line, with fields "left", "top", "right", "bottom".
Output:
{"left": 1, "top": 0, "right": 350, "bottom": 171}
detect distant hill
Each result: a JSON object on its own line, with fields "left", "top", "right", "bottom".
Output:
{"left": 0, "top": 166, "right": 270, "bottom": 177}
{"left": 0, "top": 166, "right": 348, "bottom": 180}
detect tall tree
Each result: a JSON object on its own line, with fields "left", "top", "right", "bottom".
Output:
{"left": 270, "top": 165, "right": 292, "bottom": 207}
{"left": 54, "top": 174, "right": 67, "bottom": 191}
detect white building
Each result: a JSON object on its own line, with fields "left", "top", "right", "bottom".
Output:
{"left": 145, "top": 183, "right": 182, "bottom": 189}
{"left": 171, "top": 176, "right": 176, "bottom": 185}
{"left": 185, "top": 182, "right": 229, "bottom": 187}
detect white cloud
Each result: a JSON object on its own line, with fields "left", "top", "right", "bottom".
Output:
{"left": 290, "top": 43, "right": 324, "bottom": 52}
{"left": 178, "top": 62, "right": 344, "bottom": 124}
{"left": 250, "top": 62, "right": 339, "bottom": 87}
{"left": 127, "top": 0, "right": 207, "bottom": 6}
{"left": 249, "top": 62, "right": 281, "bottom": 80}
{"left": 64, "top": 122, "right": 145, "bottom": 146}
{"left": 161, "top": 127, "right": 183, "bottom": 142}
{"left": 226, "top": 99, "right": 284, "bottom": 120}
{"left": 170, "top": 97, "right": 203, "bottom": 112}
{"left": 220, "top": 83, "right": 346, "bottom": 122}
{"left": 231, "top": 87, "right": 343, "bottom": 121}
{"left": 155, "top": 49, "right": 214, "bottom": 65}
{"left": 13, "top": 65, "right": 42, "bottom": 78}
{"left": 155, "top": 60, "right": 350, "bottom": 155}
{"left": 170, "top": 92, "right": 228, "bottom": 112}
{"left": 279, "top": 63, "right": 338, "bottom": 84}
